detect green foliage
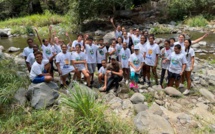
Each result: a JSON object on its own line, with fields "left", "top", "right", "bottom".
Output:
{"left": 143, "top": 92, "right": 155, "bottom": 106}
{"left": 150, "top": 25, "right": 172, "bottom": 34}
{"left": 0, "top": 59, "right": 29, "bottom": 104}
{"left": 185, "top": 15, "right": 208, "bottom": 27}
{"left": 61, "top": 84, "right": 134, "bottom": 133}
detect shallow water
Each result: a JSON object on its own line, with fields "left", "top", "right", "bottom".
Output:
{"left": 0, "top": 31, "right": 214, "bottom": 59}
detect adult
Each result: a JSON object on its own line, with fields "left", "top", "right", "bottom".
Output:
{"left": 97, "top": 38, "right": 107, "bottom": 70}
{"left": 131, "top": 29, "right": 141, "bottom": 46}
{"left": 110, "top": 17, "right": 122, "bottom": 39}
{"left": 26, "top": 44, "right": 40, "bottom": 70}
{"left": 144, "top": 35, "right": 160, "bottom": 86}
{"left": 71, "top": 34, "right": 84, "bottom": 51}
{"left": 100, "top": 55, "right": 123, "bottom": 93}
{"left": 108, "top": 40, "right": 117, "bottom": 60}
{"left": 98, "top": 60, "right": 107, "bottom": 87}
{"left": 23, "top": 38, "right": 34, "bottom": 72}
{"left": 56, "top": 44, "right": 75, "bottom": 87}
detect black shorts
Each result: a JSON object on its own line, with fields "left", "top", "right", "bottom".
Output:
{"left": 168, "top": 71, "right": 181, "bottom": 81}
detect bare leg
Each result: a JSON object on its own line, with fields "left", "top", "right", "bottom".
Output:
{"left": 82, "top": 70, "right": 90, "bottom": 86}
{"left": 152, "top": 66, "right": 158, "bottom": 85}
{"left": 185, "top": 71, "right": 191, "bottom": 89}
{"left": 168, "top": 78, "right": 175, "bottom": 87}
{"left": 145, "top": 65, "right": 150, "bottom": 82}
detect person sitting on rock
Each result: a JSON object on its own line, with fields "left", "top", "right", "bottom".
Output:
{"left": 163, "top": 44, "right": 187, "bottom": 88}
{"left": 23, "top": 38, "right": 34, "bottom": 72}
{"left": 72, "top": 44, "right": 91, "bottom": 87}
{"left": 56, "top": 44, "right": 75, "bottom": 87}
{"left": 100, "top": 55, "right": 123, "bottom": 93}
{"left": 26, "top": 44, "right": 40, "bottom": 71}
{"left": 30, "top": 51, "right": 52, "bottom": 84}
{"left": 98, "top": 59, "right": 107, "bottom": 88}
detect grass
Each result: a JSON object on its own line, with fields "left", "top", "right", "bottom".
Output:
{"left": 143, "top": 92, "right": 155, "bottom": 107}
{"left": 149, "top": 25, "right": 172, "bottom": 34}
{"left": 0, "top": 10, "right": 77, "bottom": 35}
{"left": 184, "top": 15, "right": 208, "bottom": 27}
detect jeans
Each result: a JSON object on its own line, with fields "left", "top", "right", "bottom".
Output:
{"left": 106, "top": 75, "right": 123, "bottom": 92}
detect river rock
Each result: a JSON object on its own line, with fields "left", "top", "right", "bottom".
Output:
{"left": 0, "top": 28, "right": 11, "bottom": 37}
{"left": 108, "top": 97, "right": 122, "bottom": 110}
{"left": 199, "top": 88, "right": 215, "bottom": 102}
{"left": 134, "top": 111, "right": 174, "bottom": 134}
{"left": 103, "top": 31, "right": 115, "bottom": 44}
{"left": 192, "top": 43, "right": 200, "bottom": 48}
{"left": 164, "top": 87, "right": 182, "bottom": 97}
{"left": 122, "top": 99, "right": 133, "bottom": 110}
{"left": 95, "top": 30, "right": 105, "bottom": 36}
{"left": 130, "top": 93, "right": 145, "bottom": 104}
{"left": 148, "top": 103, "right": 163, "bottom": 116}
{"left": 8, "top": 47, "right": 20, "bottom": 52}
{"left": 0, "top": 50, "right": 3, "bottom": 59}
{"left": 14, "top": 88, "right": 27, "bottom": 106}
{"left": 199, "top": 41, "right": 207, "bottom": 46}
{"left": 208, "top": 80, "right": 215, "bottom": 86}
{"left": 191, "top": 107, "right": 215, "bottom": 123}
{"left": 196, "top": 102, "right": 209, "bottom": 110}
{"left": 14, "top": 56, "right": 25, "bottom": 65}
{"left": 26, "top": 82, "right": 59, "bottom": 109}
{"left": 0, "top": 45, "right": 4, "bottom": 51}
{"left": 134, "top": 103, "right": 148, "bottom": 113}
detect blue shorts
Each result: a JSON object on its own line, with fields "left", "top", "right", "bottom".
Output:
{"left": 32, "top": 76, "right": 45, "bottom": 84}
{"left": 32, "top": 70, "right": 47, "bottom": 84}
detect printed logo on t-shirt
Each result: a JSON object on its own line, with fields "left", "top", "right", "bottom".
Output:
{"left": 121, "top": 54, "right": 127, "bottom": 60}
{"left": 89, "top": 49, "right": 94, "bottom": 55}
{"left": 118, "top": 48, "right": 121, "bottom": 53}
{"left": 171, "top": 57, "right": 179, "bottom": 65}
{"left": 45, "top": 49, "right": 51, "bottom": 55}
{"left": 148, "top": 49, "right": 153, "bottom": 55}
{"left": 63, "top": 59, "right": 70, "bottom": 68}
{"left": 133, "top": 58, "right": 140, "bottom": 65}
{"left": 99, "top": 49, "right": 104, "bottom": 55}
{"left": 134, "top": 40, "right": 138, "bottom": 46}
{"left": 76, "top": 57, "right": 80, "bottom": 61}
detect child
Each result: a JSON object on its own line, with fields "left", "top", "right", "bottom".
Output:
{"left": 119, "top": 42, "right": 131, "bottom": 84}
{"left": 116, "top": 37, "right": 123, "bottom": 60}
{"left": 30, "top": 51, "right": 52, "bottom": 84}
{"left": 163, "top": 44, "right": 187, "bottom": 88}
{"left": 160, "top": 40, "right": 173, "bottom": 88}
{"left": 72, "top": 44, "right": 91, "bottom": 87}
{"left": 26, "top": 44, "right": 40, "bottom": 71}
{"left": 129, "top": 45, "right": 144, "bottom": 92}
{"left": 97, "top": 38, "right": 107, "bottom": 70}
{"left": 108, "top": 40, "right": 117, "bottom": 61}
{"left": 23, "top": 38, "right": 34, "bottom": 72}
{"left": 71, "top": 34, "right": 84, "bottom": 51}
{"left": 98, "top": 60, "right": 107, "bottom": 87}
{"left": 169, "top": 38, "right": 175, "bottom": 49}
{"left": 110, "top": 17, "right": 122, "bottom": 39}
{"left": 131, "top": 29, "right": 141, "bottom": 46}
{"left": 182, "top": 39, "right": 195, "bottom": 95}
{"left": 144, "top": 35, "right": 160, "bottom": 86}
{"left": 56, "top": 44, "right": 75, "bottom": 87}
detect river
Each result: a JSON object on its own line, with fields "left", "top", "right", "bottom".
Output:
{"left": 0, "top": 31, "right": 214, "bottom": 59}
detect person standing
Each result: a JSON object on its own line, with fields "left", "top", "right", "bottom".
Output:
{"left": 97, "top": 38, "right": 107, "bottom": 70}
{"left": 23, "top": 38, "right": 34, "bottom": 72}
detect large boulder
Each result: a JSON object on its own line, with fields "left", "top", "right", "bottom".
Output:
{"left": 14, "top": 88, "right": 27, "bottom": 106}
{"left": 0, "top": 45, "right": 4, "bottom": 51}
{"left": 0, "top": 28, "right": 11, "bottom": 37}
{"left": 14, "top": 56, "right": 25, "bottom": 65}
{"left": 199, "top": 88, "right": 215, "bottom": 102}
{"left": 26, "top": 82, "right": 59, "bottom": 109}
{"left": 130, "top": 93, "right": 145, "bottom": 104}
{"left": 134, "top": 111, "right": 174, "bottom": 134}
{"left": 8, "top": 47, "right": 20, "bottom": 52}
{"left": 134, "top": 103, "right": 148, "bottom": 113}
{"left": 95, "top": 30, "right": 105, "bottom": 36}
{"left": 103, "top": 31, "right": 115, "bottom": 44}
{"left": 164, "top": 87, "right": 182, "bottom": 97}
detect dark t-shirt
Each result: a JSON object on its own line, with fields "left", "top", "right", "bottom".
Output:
{"left": 107, "top": 62, "right": 122, "bottom": 76}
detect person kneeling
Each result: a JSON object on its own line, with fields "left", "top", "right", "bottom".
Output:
{"left": 56, "top": 44, "right": 75, "bottom": 87}
{"left": 30, "top": 51, "right": 52, "bottom": 84}
{"left": 98, "top": 60, "right": 107, "bottom": 88}
{"left": 100, "top": 55, "right": 123, "bottom": 93}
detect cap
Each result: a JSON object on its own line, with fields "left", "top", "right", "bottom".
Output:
{"left": 134, "top": 45, "right": 140, "bottom": 50}
{"left": 110, "top": 55, "right": 117, "bottom": 60}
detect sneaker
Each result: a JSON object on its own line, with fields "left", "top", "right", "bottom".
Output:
{"left": 183, "top": 89, "right": 190, "bottom": 95}
{"left": 130, "top": 82, "right": 135, "bottom": 89}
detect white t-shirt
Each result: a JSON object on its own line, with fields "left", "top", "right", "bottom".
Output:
{"left": 144, "top": 43, "right": 160, "bottom": 66}
{"left": 72, "top": 40, "right": 84, "bottom": 50}
{"left": 97, "top": 45, "right": 107, "bottom": 63}
{"left": 174, "top": 41, "right": 185, "bottom": 50}
{"left": 41, "top": 44, "right": 54, "bottom": 60}
{"left": 56, "top": 52, "right": 72, "bottom": 69}
{"left": 119, "top": 48, "right": 131, "bottom": 68}
{"left": 98, "top": 66, "right": 106, "bottom": 75}
{"left": 116, "top": 43, "right": 123, "bottom": 56}
{"left": 132, "top": 35, "right": 141, "bottom": 46}
{"left": 72, "top": 52, "right": 86, "bottom": 69}
{"left": 168, "top": 52, "right": 187, "bottom": 74}
{"left": 160, "top": 48, "right": 173, "bottom": 69}
{"left": 136, "top": 42, "right": 147, "bottom": 56}
{"left": 54, "top": 44, "right": 62, "bottom": 54}
{"left": 115, "top": 30, "right": 122, "bottom": 38}
{"left": 129, "top": 53, "right": 144, "bottom": 74}
{"left": 85, "top": 44, "right": 99, "bottom": 63}
{"left": 108, "top": 46, "right": 117, "bottom": 57}
{"left": 123, "top": 37, "right": 130, "bottom": 46}
{"left": 26, "top": 53, "right": 36, "bottom": 66}
{"left": 23, "top": 47, "right": 33, "bottom": 57}
{"left": 182, "top": 48, "right": 195, "bottom": 67}
{"left": 127, "top": 33, "right": 133, "bottom": 37}
{"left": 29, "top": 60, "right": 49, "bottom": 80}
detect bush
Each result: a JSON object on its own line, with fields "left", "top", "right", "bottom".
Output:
{"left": 149, "top": 25, "right": 172, "bottom": 34}
{"left": 185, "top": 15, "right": 208, "bottom": 27}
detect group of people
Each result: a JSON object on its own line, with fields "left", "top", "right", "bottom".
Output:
{"left": 23, "top": 19, "right": 208, "bottom": 95}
